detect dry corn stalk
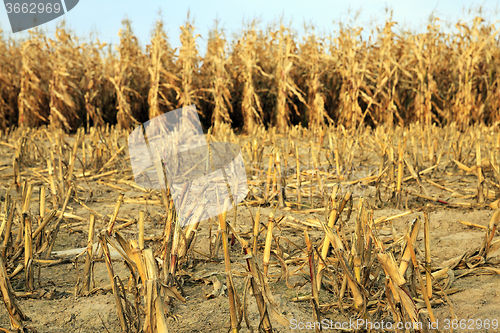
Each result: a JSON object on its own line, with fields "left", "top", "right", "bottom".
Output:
{"left": 148, "top": 18, "right": 178, "bottom": 120}
{"left": 48, "top": 27, "right": 83, "bottom": 131}
{"left": 203, "top": 24, "right": 233, "bottom": 131}
{"left": 0, "top": 254, "right": 27, "bottom": 330}
{"left": 396, "top": 137, "right": 406, "bottom": 208}
{"left": 480, "top": 209, "right": 500, "bottom": 258}
{"left": 399, "top": 217, "right": 420, "bottom": 275}
{"left": 304, "top": 230, "right": 321, "bottom": 333}
{"left": 273, "top": 25, "right": 306, "bottom": 133}
{"left": 316, "top": 185, "right": 339, "bottom": 290}
{"left": 143, "top": 249, "right": 169, "bottom": 333}
{"left": 23, "top": 213, "right": 34, "bottom": 292}
{"left": 263, "top": 212, "right": 275, "bottom": 277}
{"left": 238, "top": 26, "right": 264, "bottom": 133}
{"left": 81, "top": 214, "right": 95, "bottom": 294}
{"left": 217, "top": 196, "right": 240, "bottom": 333}
{"left": 99, "top": 232, "right": 129, "bottom": 332}
{"left": 423, "top": 212, "right": 432, "bottom": 299}
{"left": 177, "top": 14, "right": 200, "bottom": 108}
{"left": 110, "top": 18, "right": 147, "bottom": 129}
{"left": 320, "top": 219, "right": 364, "bottom": 308}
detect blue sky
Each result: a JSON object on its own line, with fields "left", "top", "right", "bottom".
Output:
{"left": 1, "top": 0, "right": 499, "bottom": 52}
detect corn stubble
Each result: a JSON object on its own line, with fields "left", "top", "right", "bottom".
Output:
{"left": 0, "top": 121, "right": 499, "bottom": 331}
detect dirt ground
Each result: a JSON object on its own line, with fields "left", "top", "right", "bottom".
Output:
{"left": 0, "top": 132, "right": 499, "bottom": 333}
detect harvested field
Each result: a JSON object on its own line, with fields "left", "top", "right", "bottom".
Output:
{"left": 0, "top": 123, "right": 498, "bottom": 332}
{"left": 0, "top": 9, "right": 500, "bottom": 333}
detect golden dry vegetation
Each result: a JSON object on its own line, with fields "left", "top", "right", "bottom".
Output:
{"left": 0, "top": 13, "right": 499, "bottom": 333}
{"left": 0, "top": 15, "right": 499, "bottom": 133}
{"left": 0, "top": 122, "right": 498, "bottom": 332}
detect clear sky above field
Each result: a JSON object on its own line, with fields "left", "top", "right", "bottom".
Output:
{"left": 1, "top": 0, "right": 499, "bottom": 51}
